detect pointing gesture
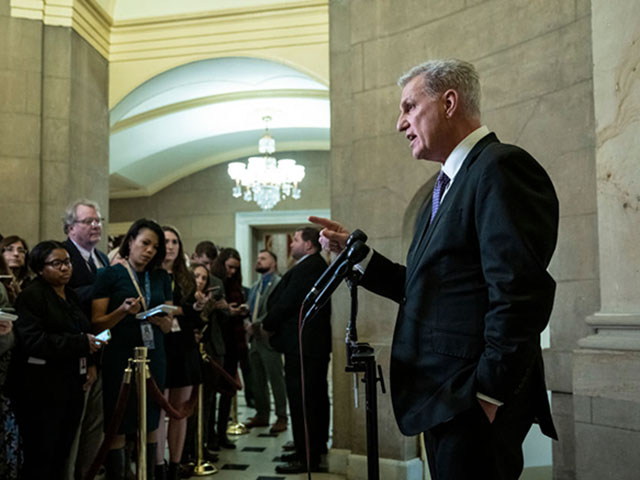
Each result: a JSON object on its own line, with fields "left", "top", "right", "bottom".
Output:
{"left": 308, "top": 216, "right": 350, "bottom": 254}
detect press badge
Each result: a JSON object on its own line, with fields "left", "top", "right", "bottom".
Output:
{"left": 79, "top": 356, "right": 87, "bottom": 375}
{"left": 170, "top": 317, "right": 181, "bottom": 332}
{"left": 140, "top": 321, "right": 155, "bottom": 350}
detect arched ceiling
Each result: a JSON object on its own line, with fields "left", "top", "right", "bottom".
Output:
{"left": 110, "top": 56, "right": 330, "bottom": 198}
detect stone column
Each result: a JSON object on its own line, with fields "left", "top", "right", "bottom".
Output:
{"left": 0, "top": 0, "right": 43, "bottom": 244}
{"left": 40, "top": 25, "right": 109, "bottom": 241}
{"left": 573, "top": 2, "right": 640, "bottom": 479}
{"left": 0, "top": 0, "right": 109, "bottom": 246}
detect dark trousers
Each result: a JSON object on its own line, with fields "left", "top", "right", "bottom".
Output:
{"left": 14, "top": 368, "right": 84, "bottom": 479}
{"left": 216, "top": 352, "right": 239, "bottom": 439}
{"left": 424, "top": 400, "right": 534, "bottom": 480}
{"left": 284, "top": 353, "right": 329, "bottom": 464}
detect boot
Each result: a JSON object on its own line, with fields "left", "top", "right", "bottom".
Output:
{"left": 167, "top": 462, "right": 180, "bottom": 480}
{"left": 146, "top": 443, "right": 158, "bottom": 480}
{"left": 154, "top": 462, "right": 166, "bottom": 480}
{"left": 105, "top": 448, "right": 126, "bottom": 480}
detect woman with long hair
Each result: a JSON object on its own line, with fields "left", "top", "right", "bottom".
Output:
{"left": 155, "top": 226, "right": 203, "bottom": 480}
{"left": 0, "top": 236, "right": 33, "bottom": 297}
{"left": 210, "top": 248, "right": 248, "bottom": 450}
{"left": 92, "top": 219, "right": 173, "bottom": 479}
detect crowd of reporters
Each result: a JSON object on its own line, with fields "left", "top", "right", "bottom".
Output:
{"left": 0, "top": 199, "right": 315, "bottom": 480}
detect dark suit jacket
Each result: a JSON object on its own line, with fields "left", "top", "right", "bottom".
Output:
{"left": 10, "top": 277, "right": 91, "bottom": 391}
{"left": 263, "top": 252, "right": 331, "bottom": 359}
{"left": 63, "top": 238, "right": 109, "bottom": 318}
{"left": 361, "top": 133, "right": 558, "bottom": 438}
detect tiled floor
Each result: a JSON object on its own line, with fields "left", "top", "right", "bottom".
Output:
{"left": 186, "top": 399, "right": 344, "bottom": 480}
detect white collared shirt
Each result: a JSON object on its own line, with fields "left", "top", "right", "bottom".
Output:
{"left": 70, "top": 238, "right": 103, "bottom": 269}
{"left": 440, "top": 125, "right": 490, "bottom": 202}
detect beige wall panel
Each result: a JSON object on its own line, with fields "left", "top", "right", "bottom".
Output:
{"left": 551, "top": 392, "right": 576, "bottom": 480}
{"left": 549, "top": 279, "right": 599, "bottom": 349}
{"left": 575, "top": 422, "right": 640, "bottom": 480}
{"left": 359, "top": 0, "right": 576, "bottom": 92}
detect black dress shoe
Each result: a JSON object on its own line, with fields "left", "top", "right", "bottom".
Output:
{"left": 275, "top": 460, "right": 320, "bottom": 474}
{"left": 219, "top": 436, "right": 236, "bottom": 449}
{"left": 278, "top": 452, "right": 299, "bottom": 462}
{"left": 281, "top": 440, "right": 296, "bottom": 451}
{"left": 204, "top": 449, "right": 219, "bottom": 462}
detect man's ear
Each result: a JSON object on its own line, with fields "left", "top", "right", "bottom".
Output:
{"left": 442, "top": 89, "right": 459, "bottom": 118}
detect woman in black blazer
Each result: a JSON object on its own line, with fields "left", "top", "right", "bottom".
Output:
{"left": 10, "top": 241, "right": 103, "bottom": 479}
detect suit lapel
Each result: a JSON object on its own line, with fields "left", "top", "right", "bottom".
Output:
{"left": 407, "top": 196, "right": 433, "bottom": 269}
{"left": 406, "top": 133, "right": 499, "bottom": 286}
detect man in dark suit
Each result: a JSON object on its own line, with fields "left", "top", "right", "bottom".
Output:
{"left": 263, "top": 227, "right": 331, "bottom": 474}
{"left": 312, "top": 59, "right": 559, "bottom": 480}
{"left": 61, "top": 199, "right": 109, "bottom": 480}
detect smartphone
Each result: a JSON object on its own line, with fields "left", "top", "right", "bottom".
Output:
{"left": 96, "top": 329, "right": 111, "bottom": 342}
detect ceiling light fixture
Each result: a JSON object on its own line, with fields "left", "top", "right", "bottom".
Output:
{"left": 227, "top": 116, "right": 305, "bottom": 210}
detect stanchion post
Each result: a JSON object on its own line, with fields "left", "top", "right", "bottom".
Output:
{"left": 193, "top": 344, "right": 217, "bottom": 476}
{"left": 226, "top": 394, "right": 248, "bottom": 435}
{"left": 134, "top": 347, "right": 148, "bottom": 480}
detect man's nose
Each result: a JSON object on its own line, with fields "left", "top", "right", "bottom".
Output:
{"left": 396, "top": 114, "right": 407, "bottom": 132}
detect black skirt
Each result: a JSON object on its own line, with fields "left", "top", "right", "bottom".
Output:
{"left": 164, "top": 331, "right": 202, "bottom": 388}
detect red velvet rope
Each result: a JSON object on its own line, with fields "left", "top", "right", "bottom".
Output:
{"left": 204, "top": 355, "right": 243, "bottom": 396}
{"left": 146, "top": 375, "right": 198, "bottom": 419}
{"left": 83, "top": 379, "right": 132, "bottom": 480}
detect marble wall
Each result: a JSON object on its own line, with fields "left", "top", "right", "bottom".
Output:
{"left": 328, "top": 0, "right": 597, "bottom": 478}
{"left": 109, "top": 150, "right": 331, "bottom": 254}
{"left": 571, "top": 2, "right": 640, "bottom": 479}
{"left": 0, "top": 0, "right": 109, "bottom": 246}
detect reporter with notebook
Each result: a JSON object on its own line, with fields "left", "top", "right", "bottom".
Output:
{"left": 92, "top": 219, "right": 173, "bottom": 480}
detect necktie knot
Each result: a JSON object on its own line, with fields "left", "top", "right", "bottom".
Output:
{"left": 431, "top": 171, "right": 450, "bottom": 221}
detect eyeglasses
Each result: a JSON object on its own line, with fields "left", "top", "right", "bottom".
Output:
{"left": 2, "top": 246, "right": 27, "bottom": 255}
{"left": 44, "top": 259, "right": 72, "bottom": 269}
{"left": 75, "top": 217, "right": 104, "bottom": 227}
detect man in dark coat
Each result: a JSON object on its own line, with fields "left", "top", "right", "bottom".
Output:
{"left": 263, "top": 227, "right": 331, "bottom": 474}
{"left": 61, "top": 199, "right": 109, "bottom": 480}
{"left": 312, "top": 58, "right": 559, "bottom": 480}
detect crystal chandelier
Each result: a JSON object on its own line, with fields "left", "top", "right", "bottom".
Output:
{"left": 227, "top": 116, "right": 305, "bottom": 210}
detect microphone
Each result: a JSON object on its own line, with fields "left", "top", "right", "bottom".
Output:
{"left": 303, "top": 240, "right": 370, "bottom": 322}
{"left": 302, "top": 229, "right": 368, "bottom": 309}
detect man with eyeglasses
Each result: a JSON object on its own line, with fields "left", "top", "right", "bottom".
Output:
{"left": 61, "top": 199, "right": 109, "bottom": 480}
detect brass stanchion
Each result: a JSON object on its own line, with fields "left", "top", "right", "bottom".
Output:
{"left": 226, "top": 394, "right": 248, "bottom": 435}
{"left": 192, "top": 344, "right": 217, "bottom": 476}
{"left": 134, "top": 347, "right": 149, "bottom": 480}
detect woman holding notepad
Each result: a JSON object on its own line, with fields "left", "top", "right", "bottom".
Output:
{"left": 92, "top": 219, "right": 173, "bottom": 479}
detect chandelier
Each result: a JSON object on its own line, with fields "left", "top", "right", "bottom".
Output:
{"left": 227, "top": 116, "right": 306, "bottom": 210}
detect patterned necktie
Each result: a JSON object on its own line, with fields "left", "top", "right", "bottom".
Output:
{"left": 431, "top": 171, "right": 451, "bottom": 222}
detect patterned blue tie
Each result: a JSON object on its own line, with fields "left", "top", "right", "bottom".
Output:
{"left": 431, "top": 171, "right": 450, "bottom": 222}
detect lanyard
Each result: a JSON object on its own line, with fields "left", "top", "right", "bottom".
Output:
{"left": 123, "top": 261, "right": 151, "bottom": 311}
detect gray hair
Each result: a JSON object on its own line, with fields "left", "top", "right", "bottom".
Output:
{"left": 63, "top": 199, "right": 101, "bottom": 234}
{"left": 398, "top": 59, "right": 481, "bottom": 118}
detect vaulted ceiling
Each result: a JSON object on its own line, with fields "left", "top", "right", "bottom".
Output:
{"left": 106, "top": 0, "right": 329, "bottom": 198}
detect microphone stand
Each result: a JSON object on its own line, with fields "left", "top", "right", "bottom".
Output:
{"left": 344, "top": 269, "right": 386, "bottom": 480}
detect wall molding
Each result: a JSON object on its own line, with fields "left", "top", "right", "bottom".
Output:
{"left": 11, "top": 0, "right": 112, "bottom": 57}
